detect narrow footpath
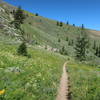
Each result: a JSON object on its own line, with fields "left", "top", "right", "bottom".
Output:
{"left": 56, "top": 62, "right": 70, "bottom": 100}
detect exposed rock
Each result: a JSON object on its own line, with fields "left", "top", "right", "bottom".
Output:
{"left": 38, "top": 45, "right": 59, "bottom": 52}
{"left": 9, "top": 14, "right": 14, "bottom": 21}
{"left": 5, "top": 67, "right": 24, "bottom": 73}
{"left": 0, "top": 7, "right": 5, "bottom": 12}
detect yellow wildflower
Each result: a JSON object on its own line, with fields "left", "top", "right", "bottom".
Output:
{"left": 0, "top": 89, "right": 5, "bottom": 95}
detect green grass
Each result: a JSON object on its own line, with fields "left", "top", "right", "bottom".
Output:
{"left": 68, "top": 61, "right": 100, "bottom": 100}
{"left": 0, "top": 1, "right": 100, "bottom": 100}
{"left": 0, "top": 43, "right": 66, "bottom": 100}
{"left": 1, "top": 0, "right": 100, "bottom": 49}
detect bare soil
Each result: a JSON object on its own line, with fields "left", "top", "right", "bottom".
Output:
{"left": 56, "top": 62, "right": 70, "bottom": 100}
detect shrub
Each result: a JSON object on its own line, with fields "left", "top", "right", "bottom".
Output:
{"left": 58, "top": 38, "right": 61, "bottom": 42}
{"left": 17, "top": 42, "right": 27, "bottom": 56}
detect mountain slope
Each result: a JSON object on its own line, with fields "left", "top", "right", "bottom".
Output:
{"left": 0, "top": 1, "right": 100, "bottom": 100}
{"left": 0, "top": 42, "right": 66, "bottom": 100}
{"left": 0, "top": 0, "right": 100, "bottom": 48}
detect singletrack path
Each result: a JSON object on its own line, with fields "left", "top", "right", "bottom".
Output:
{"left": 56, "top": 62, "right": 69, "bottom": 100}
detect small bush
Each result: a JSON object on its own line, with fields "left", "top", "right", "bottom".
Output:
{"left": 58, "top": 38, "right": 61, "bottom": 42}
{"left": 17, "top": 42, "right": 27, "bottom": 56}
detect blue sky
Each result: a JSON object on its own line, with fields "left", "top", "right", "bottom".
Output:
{"left": 4, "top": 0, "right": 100, "bottom": 30}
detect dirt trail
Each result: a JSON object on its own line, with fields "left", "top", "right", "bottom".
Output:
{"left": 56, "top": 62, "right": 69, "bottom": 100}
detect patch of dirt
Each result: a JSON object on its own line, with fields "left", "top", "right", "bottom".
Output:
{"left": 89, "top": 30, "right": 100, "bottom": 37}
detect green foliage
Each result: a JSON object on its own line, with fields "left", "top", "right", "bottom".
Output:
{"left": 58, "top": 38, "right": 61, "bottom": 42}
{"left": 68, "top": 40, "right": 74, "bottom": 46}
{"left": 13, "top": 6, "right": 26, "bottom": 29}
{"left": 81, "top": 24, "right": 84, "bottom": 29}
{"left": 66, "top": 37, "right": 68, "bottom": 41}
{"left": 0, "top": 96, "right": 5, "bottom": 100}
{"left": 57, "top": 21, "right": 59, "bottom": 26}
{"left": 93, "top": 41, "right": 96, "bottom": 50}
{"left": 71, "top": 40, "right": 74, "bottom": 46}
{"left": 68, "top": 40, "right": 71, "bottom": 46}
{"left": 60, "top": 46, "right": 68, "bottom": 55}
{"left": 59, "top": 22, "right": 63, "bottom": 27}
{"left": 17, "top": 42, "right": 27, "bottom": 56}
{"left": 68, "top": 62, "right": 100, "bottom": 100}
{"left": 75, "top": 29, "right": 89, "bottom": 61}
{"left": 35, "top": 13, "right": 39, "bottom": 16}
{"left": 95, "top": 45, "right": 100, "bottom": 57}
{"left": 0, "top": 43, "right": 66, "bottom": 100}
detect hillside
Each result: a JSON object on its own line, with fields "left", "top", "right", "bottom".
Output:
{"left": 0, "top": 0, "right": 100, "bottom": 100}
{"left": 0, "top": 0, "right": 100, "bottom": 47}
{"left": 0, "top": 42, "right": 66, "bottom": 100}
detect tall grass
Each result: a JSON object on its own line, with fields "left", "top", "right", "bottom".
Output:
{"left": 0, "top": 43, "right": 66, "bottom": 100}
{"left": 68, "top": 62, "right": 100, "bottom": 100}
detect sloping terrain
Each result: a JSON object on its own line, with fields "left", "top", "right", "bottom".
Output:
{"left": 0, "top": 0, "right": 100, "bottom": 48}
{"left": 68, "top": 61, "right": 100, "bottom": 100}
{"left": 0, "top": 42, "right": 66, "bottom": 100}
{"left": 0, "top": 1, "right": 100, "bottom": 100}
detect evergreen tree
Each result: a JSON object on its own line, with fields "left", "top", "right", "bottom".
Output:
{"left": 73, "top": 24, "right": 75, "bottom": 27}
{"left": 75, "top": 26, "right": 89, "bottom": 61}
{"left": 95, "top": 46, "right": 99, "bottom": 56}
{"left": 95, "top": 45, "right": 100, "bottom": 57}
{"left": 71, "top": 39, "right": 74, "bottom": 46}
{"left": 93, "top": 41, "right": 96, "bottom": 50}
{"left": 60, "top": 46, "right": 68, "bottom": 55}
{"left": 60, "top": 22, "right": 63, "bottom": 27}
{"left": 57, "top": 21, "right": 59, "bottom": 26}
{"left": 12, "top": 6, "right": 28, "bottom": 56}
{"left": 60, "top": 46, "right": 65, "bottom": 55}
{"left": 13, "top": 6, "right": 26, "bottom": 29}
{"left": 35, "top": 13, "right": 39, "bottom": 16}
{"left": 68, "top": 40, "right": 71, "bottom": 46}
{"left": 66, "top": 37, "right": 68, "bottom": 41}
{"left": 98, "top": 45, "right": 100, "bottom": 57}
{"left": 17, "top": 42, "right": 27, "bottom": 56}
{"left": 82, "top": 24, "right": 84, "bottom": 29}
{"left": 58, "top": 38, "right": 61, "bottom": 42}
{"left": 66, "top": 21, "right": 69, "bottom": 25}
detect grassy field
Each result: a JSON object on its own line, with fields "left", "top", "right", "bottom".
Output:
{"left": 0, "top": 42, "right": 66, "bottom": 100}
{"left": 68, "top": 61, "right": 100, "bottom": 100}
{"left": 0, "top": 1, "right": 100, "bottom": 100}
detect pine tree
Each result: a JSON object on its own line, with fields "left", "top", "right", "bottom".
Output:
{"left": 58, "top": 38, "right": 61, "bottom": 42}
{"left": 60, "top": 46, "right": 68, "bottom": 55}
{"left": 95, "top": 45, "right": 100, "bottom": 57}
{"left": 93, "top": 41, "right": 96, "bottom": 50}
{"left": 57, "top": 21, "right": 59, "bottom": 26}
{"left": 73, "top": 24, "right": 75, "bottom": 27}
{"left": 35, "top": 13, "right": 39, "bottom": 16}
{"left": 82, "top": 24, "right": 84, "bottom": 29}
{"left": 66, "top": 37, "right": 68, "bottom": 41}
{"left": 71, "top": 39, "right": 74, "bottom": 46}
{"left": 98, "top": 45, "right": 100, "bottom": 57}
{"left": 17, "top": 42, "right": 27, "bottom": 56}
{"left": 75, "top": 25, "right": 89, "bottom": 61}
{"left": 66, "top": 21, "right": 69, "bottom": 25}
{"left": 95, "top": 46, "right": 99, "bottom": 56}
{"left": 13, "top": 6, "right": 26, "bottom": 29}
{"left": 68, "top": 40, "right": 71, "bottom": 46}
{"left": 60, "top": 22, "right": 63, "bottom": 27}
{"left": 12, "top": 6, "right": 28, "bottom": 56}
{"left": 60, "top": 46, "right": 64, "bottom": 55}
